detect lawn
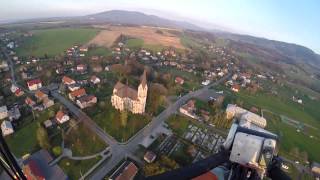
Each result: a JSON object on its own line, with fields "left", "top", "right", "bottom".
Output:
{"left": 221, "top": 86, "right": 320, "bottom": 129}
{"left": 126, "top": 38, "right": 144, "bottom": 49}
{"left": 264, "top": 111, "right": 320, "bottom": 163}
{"left": 220, "top": 85, "right": 320, "bottom": 162}
{"left": 143, "top": 44, "right": 166, "bottom": 52}
{"left": 16, "top": 28, "right": 99, "bottom": 57}
{"left": 6, "top": 104, "right": 60, "bottom": 157}
{"left": 91, "top": 102, "right": 151, "bottom": 142}
{"left": 58, "top": 156, "right": 101, "bottom": 180}
{"left": 65, "top": 123, "right": 107, "bottom": 156}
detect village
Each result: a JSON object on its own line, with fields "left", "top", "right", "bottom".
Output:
{"left": 0, "top": 28, "right": 319, "bottom": 180}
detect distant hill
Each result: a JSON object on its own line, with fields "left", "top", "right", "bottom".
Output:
{"left": 216, "top": 32, "right": 320, "bottom": 68}
{"left": 85, "top": 10, "right": 203, "bottom": 31}
{"left": 2, "top": 10, "right": 319, "bottom": 70}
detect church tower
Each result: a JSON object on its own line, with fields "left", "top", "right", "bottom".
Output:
{"left": 138, "top": 70, "right": 148, "bottom": 112}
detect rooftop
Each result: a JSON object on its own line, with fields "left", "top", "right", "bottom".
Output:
{"left": 114, "top": 82, "right": 138, "bottom": 100}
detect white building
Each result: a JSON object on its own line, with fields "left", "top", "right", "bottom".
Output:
{"left": 90, "top": 76, "right": 101, "bottom": 84}
{"left": 226, "top": 104, "right": 266, "bottom": 128}
{"left": 55, "top": 111, "right": 70, "bottom": 124}
{"left": 202, "top": 80, "right": 211, "bottom": 86}
{"left": 1, "top": 121, "right": 14, "bottom": 136}
{"left": 111, "top": 70, "right": 148, "bottom": 114}
{"left": 0, "top": 106, "right": 8, "bottom": 120}
{"left": 27, "top": 79, "right": 42, "bottom": 91}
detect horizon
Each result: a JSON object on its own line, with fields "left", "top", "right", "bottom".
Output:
{"left": 0, "top": 0, "right": 319, "bottom": 54}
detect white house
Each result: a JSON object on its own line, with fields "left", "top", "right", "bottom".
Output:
{"left": 27, "top": 79, "right": 42, "bottom": 91}
{"left": 1, "top": 121, "right": 14, "bottom": 136}
{"left": 201, "top": 80, "right": 211, "bottom": 86}
{"left": 55, "top": 111, "right": 70, "bottom": 124}
{"left": 90, "top": 76, "right": 101, "bottom": 85}
{"left": 0, "top": 106, "right": 8, "bottom": 120}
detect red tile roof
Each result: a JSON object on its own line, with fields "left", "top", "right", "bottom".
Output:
{"left": 27, "top": 79, "right": 42, "bottom": 87}
{"left": 35, "top": 90, "right": 47, "bottom": 99}
{"left": 62, "top": 76, "right": 75, "bottom": 84}
{"left": 175, "top": 76, "right": 184, "bottom": 84}
{"left": 232, "top": 84, "right": 240, "bottom": 90}
{"left": 25, "top": 97, "right": 35, "bottom": 105}
{"left": 23, "top": 159, "right": 45, "bottom": 180}
{"left": 115, "top": 162, "right": 138, "bottom": 180}
{"left": 69, "top": 88, "right": 86, "bottom": 98}
{"left": 55, "top": 111, "right": 65, "bottom": 120}
{"left": 192, "top": 172, "right": 218, "bottom": 180}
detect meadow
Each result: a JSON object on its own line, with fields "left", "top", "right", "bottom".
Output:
{"left": 265, "top": 111, "right": 320, "bottom": 163}
{"left": 17, "top": 28, "right": 99, "bottom": 57}
{"left": 219, "top": 85, "right": 320, "bottom": 162}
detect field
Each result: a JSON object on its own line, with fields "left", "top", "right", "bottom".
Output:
{"left": 58, "top": 156, "right": 101, "bottom": 180}
{"left": 219, "top": 86, "right": 320, "bottom": 162}
{"left": 16, "top": 28, "right": 99, "bottom": 57}
{"left": 87, "top": 47, "right": 112, "bottom": 57}
{"left": 220, "top": 86, "right": 320, "bottom": 129}
{"left": 126, "top": 38, "right": 144, "bottom": 49}
{"left": 88, "top": 25, "right": 184, "bottom": 49}
{"left": 264, "top": 111, "right": 320, "bottom": 163}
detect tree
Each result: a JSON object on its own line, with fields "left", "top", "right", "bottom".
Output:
{"left": 36, "top": 124, "right": 51, "bottom": 150}
{"left": 147, "top": 83, "right": 168, "bottom": 115}
{"left": 300, "top": 151, "right": 309, "bottom": 163}
{"left": 120, "top": 110, "right": 128, "bottom": 127}
{"left": 52, "top": 146, "right": 62, "bottom": 157}
{"left": 290, "top": 147, "right": 300, "bottom": 158}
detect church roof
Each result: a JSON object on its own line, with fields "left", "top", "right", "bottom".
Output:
{"left": 114, "top": 82, "right": 138, "bottom": 100}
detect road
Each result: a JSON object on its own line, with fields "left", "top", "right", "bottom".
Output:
{"left": 49, "top": 75, "right": 230, "bottom": 179}
{"left": 2, "top": 49, "right": 16, "bottom": 84}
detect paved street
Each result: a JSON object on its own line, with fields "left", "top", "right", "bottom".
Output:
{"left": 48, "top": 75, "right": 230, "bottom": 179}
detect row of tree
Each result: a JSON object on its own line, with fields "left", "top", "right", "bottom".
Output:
{"left": 143, "top": 155, "right": 179, "bottom": 177}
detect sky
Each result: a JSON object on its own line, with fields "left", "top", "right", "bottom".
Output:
{"left": 1, "top": 0, "right": 319, "bottom": 53}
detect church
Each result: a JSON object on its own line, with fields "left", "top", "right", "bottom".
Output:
{"left": 111, "top": 70, "right": 148, "bottom": 114}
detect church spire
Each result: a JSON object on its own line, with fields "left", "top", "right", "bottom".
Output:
{"left": 140, "top": 69, "right": 147, "bottom": 88}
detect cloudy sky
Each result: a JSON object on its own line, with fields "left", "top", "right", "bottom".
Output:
{"left": 1, "top": 0, "right": 319, "bottom": 53}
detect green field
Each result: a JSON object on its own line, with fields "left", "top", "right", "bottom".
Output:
{"left": 126, "top": 38, "right": 144, "bottom": 49}
{"left": 143, "top": 44, "right": 166, "bottom": 52}
{"left": 16, "top": 28, "right": 99, "bottom": 57}
{"left": 58, "top": 156, "right": 101, "bottom": 180}
{"left": 220, "top": 86, "right": 320, "bottom": 129}
{"left": 219, "top": 85, "right": 320, "bottom": 162}
{"left": 264, "top": 111, "right": 320, "bottom": 163}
